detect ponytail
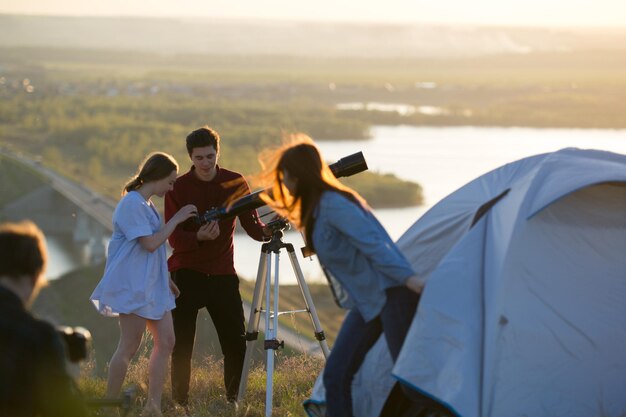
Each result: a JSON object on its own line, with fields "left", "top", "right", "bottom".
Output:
{"left": 121, "top": 152, "right": 179, "bottom": 196}
{"left": 123, "top": 176, "right": 144, "bottom": 195}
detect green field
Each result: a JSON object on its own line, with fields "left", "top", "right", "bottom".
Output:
{"left": 0, "top": 154, "right": 48, "bottom": 211}
{"left": 0, "top": 48, "right": 431, "bottom": 208}
{"left": 3, "top": 46, "right": 626, "bottom": 208}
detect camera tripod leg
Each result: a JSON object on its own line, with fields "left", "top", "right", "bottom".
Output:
{"left": 237, "top": 250, "right": 269, "bottom": 403}
{"left": 263, "top": 250, "right": 281, "bottom": 417}
{"left": 285, "top": 247, "right": 330, "bottom": 359}
{"left": 237, "top": 235, "right": 330, "bottom": 416}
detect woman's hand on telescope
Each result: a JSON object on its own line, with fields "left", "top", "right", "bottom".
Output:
{"left": 140, "top": 204, "right": 197, "bottom": 253}
{"left": 405, "top": 275, "right": 424, "bottom": 294}
{"left": 197, "top": 220, "right": 220, "bottom": 241}
{"left": 172, "top": 204, "right": 198, "bottom": 225}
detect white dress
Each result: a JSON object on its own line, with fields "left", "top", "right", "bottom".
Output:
{"left": 90, "top": 191, "right": 175, "bottom": 320}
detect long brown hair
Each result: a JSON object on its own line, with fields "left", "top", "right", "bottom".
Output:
{"left": 123, "top": 152, "right": 178, "bottom": 195}
{"left": 260, "top": 135, "right": 366, "bottom": 250}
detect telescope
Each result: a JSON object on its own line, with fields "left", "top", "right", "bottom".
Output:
{"left": 196, "top": 151, "right": 368, "bottom": 224}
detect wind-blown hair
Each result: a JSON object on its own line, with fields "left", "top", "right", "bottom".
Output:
{"left": 123, "top": 152, "right": 178, "bottom": 196}
{"left": 259, "top": 134, "right": 366, "bottom": 250}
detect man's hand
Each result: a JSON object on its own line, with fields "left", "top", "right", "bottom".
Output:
{"left": 261, "top": 214, "right": 286, "bottom": 239}
{"left": 262, "top": 225, "right": 273, "bottom": 239}
{"left": 197, "top": 220, "right": 220, "bottom": 241}
{"left": 169, "top": 278, "right": 181, "bottom": 298}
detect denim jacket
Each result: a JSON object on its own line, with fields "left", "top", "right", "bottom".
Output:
{"left": 312, "top": 191, "right": 415, "bottom": 322}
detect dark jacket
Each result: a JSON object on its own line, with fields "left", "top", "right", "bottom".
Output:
{"left": 0, "top": 285, "right": 87, "bottom": 417}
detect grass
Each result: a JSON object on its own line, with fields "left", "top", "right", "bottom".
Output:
{"left": 78, "top": 349, "right": 324, "bottom": 416}
{"left": 239, "top": 280, "right": 345, "bottom": 346}
{"left": 0, "top": 153, "right": 48, "bottom": 211}
{"left": 30, "top": 264, "right": 331, "bottom": 415}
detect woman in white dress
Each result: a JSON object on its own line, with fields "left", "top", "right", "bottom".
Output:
{"left": 90, "top": 152, "right": 197, "bottom": 416}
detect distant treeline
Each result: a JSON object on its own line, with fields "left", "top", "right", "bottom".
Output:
{"left": 3, "top": 46, "right": 626, "bottom": 205}
{"left": 3, "top": 47, "right": 626, "bottom": 130}
{"left": 0, "top": 79, "right": 422, "bottom": 206}
{"left": 0, "top": 94, "right": 370, "bottom": 164}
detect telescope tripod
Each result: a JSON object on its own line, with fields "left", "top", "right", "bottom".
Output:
{"left": 237, "top": 221, "right": 330, "bottom": 416}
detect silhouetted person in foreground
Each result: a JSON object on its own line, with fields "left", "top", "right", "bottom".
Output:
{"left": 0, "top": 220, "right": 87, "bottom": 417}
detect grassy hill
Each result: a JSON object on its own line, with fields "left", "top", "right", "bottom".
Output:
{"left": 78, "top": 351, "right": 323, "bottom": 416}
{"left": 0, "top": 154, "right": 48, "bottom": 212}
{"left": 31, "top": 264, "right": 338, "bottom": 415}
{"left": 32, "top": 263, "right": 344, "bottom": 374}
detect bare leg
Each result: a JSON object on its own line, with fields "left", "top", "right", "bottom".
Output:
{"left": 143, "top": 312, "right": 175, "bottom": 416}
{"left": 106, "top": 314, "right": 146, "bottom": 398}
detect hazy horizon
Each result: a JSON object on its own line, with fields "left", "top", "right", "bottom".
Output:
{"left": 1, "top": 0, "right": 625, "bottom": 28}
{"left": 2, "top": 12, "right": 626, "bottom": 30}
{"left": 2, "top": 14, "right": 626, "bottom": 59}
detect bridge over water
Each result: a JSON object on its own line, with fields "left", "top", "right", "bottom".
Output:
{"left": 1, "top": 149, "right": 113, "bottom": 263}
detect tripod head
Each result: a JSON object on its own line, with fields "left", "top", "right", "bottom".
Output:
{"left": 265, "top": 216, "right": 290, "bottom": 240}
{"left": 263, "top": 214, "right": 315, "bottom": 257}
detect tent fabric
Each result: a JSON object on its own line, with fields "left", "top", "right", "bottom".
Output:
{"left": 305, "top": 148, "right": 626, "bottom": 417}
{"left": 393, "top": 148, "right": 626, "bottom": 417}
{"left": 305, "top": 336, "right": 395, "bottom": 417}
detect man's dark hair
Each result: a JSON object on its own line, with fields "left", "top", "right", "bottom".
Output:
{"left": 186, "top": 126, "right": 220, "bottom": 156}
{"left": 0, "top": 221, "right": 47, "bottom": 280}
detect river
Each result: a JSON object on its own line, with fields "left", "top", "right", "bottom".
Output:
{"left": 47, "top": 125, "right": 626, "bottom": 284}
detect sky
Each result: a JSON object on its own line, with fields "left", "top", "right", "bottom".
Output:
{"left": 1, "top": 0, "right": 625, "bottom": 28}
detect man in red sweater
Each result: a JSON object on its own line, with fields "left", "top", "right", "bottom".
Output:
{"left": 165, "top": 126, "right": 267, "bottom": 405}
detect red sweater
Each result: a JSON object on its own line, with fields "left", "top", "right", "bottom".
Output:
{"left": 165, "top": 165, "right": 266, "bottom": 275}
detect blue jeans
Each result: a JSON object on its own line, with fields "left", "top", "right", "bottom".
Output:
{"left": 323, "top": 286, "right": 419, "bottom": 417}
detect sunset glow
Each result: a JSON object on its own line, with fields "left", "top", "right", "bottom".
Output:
{"left": 1, "top": 0, "right": 625, "bottom": 27}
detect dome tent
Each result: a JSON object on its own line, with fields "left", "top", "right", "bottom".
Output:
{"left": 306, "top": 148, "right": 626, "bottom": 417}
{"left": 395, "top": 147, "right": 626, "bottom": 417}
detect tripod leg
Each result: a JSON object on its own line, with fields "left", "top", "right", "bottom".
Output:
{"left": 237, "top": 250, "right": 269, "bottom": 403}
{"left": 286, "top": 248, "right": 331, "bottom": 359}
{"left": 264, "top": 251, "right": 282, "bottom": 417}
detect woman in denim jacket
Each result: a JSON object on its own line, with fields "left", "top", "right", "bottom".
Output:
{"left": 261, "top": 137, "right": 423, "bottom": 417}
